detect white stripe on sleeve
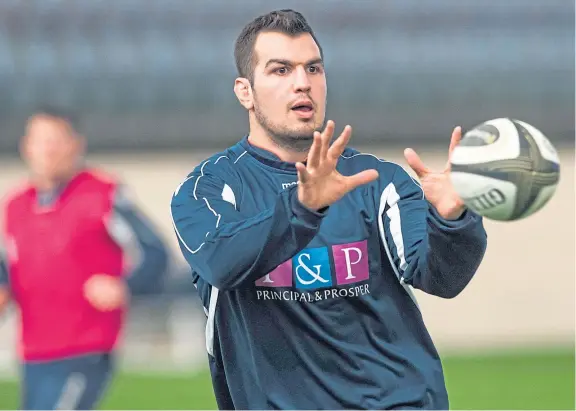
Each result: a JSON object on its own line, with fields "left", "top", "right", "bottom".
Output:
{"left": 169, "top": 155, "right": 243, "bottom": 256}
{"left": 378, "top": 182, "right": 419, "bottom": 309}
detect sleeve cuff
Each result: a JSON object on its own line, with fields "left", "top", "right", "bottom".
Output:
{"left": 428, "top": 203, "right": 480, "bottom": 230}
{"left": 289, "top": 188, "right": 328, "bottom": 227}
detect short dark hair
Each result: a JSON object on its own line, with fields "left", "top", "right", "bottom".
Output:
{"left": 234, "top": 9, "right": 323, "bottom": 83}
{"left": 32, "top": 104, "right": 80, "bottom": 132}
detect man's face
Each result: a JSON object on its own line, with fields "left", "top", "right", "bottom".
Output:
{"left": 22, "top": 115, "right": 82, "bottom": 182}
{"left": 250, "top": 32, "right": 327, "bottom": 151}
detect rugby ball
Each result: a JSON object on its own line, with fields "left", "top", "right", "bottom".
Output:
{"left": 449, "top": 118, "right": 560, "bottom": 221}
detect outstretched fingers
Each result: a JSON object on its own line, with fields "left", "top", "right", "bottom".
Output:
{"left": 327, "top": 125, "right": 353, "bottom": 161}
{"left": 448, "top": 126, "right": 463, "bottom": 155}
{"left": 306, "top": 131, "right": 323, "bottom": 169}
{"left": 446, "top": 126, "right": 463, "bottom": 170}
{"left": 404, "top": 148, "right": 430, "bottom": 179}
{"left": 345, "top": 169, "right": 379, "bottom": 190}
{"left": 295, "top": 162, "right": 309, "bottom": 183}
{"left": 307, "top": 121, "right": 335, "bottom": 169}
{"left": 319, "top": 120, "right": 335, "bottom": 161}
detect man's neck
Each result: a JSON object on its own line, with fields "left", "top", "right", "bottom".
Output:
{"left": 247, "top": 131, "right": 309, "bottom": 164}
{"left": 33, "top": 169, "right": 81, "bottom": 193}
{"left": 34, "top": 178, "right": 61, "bottom": 192}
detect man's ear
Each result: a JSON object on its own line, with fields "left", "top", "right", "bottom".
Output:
{"left": 19, "top": 134, "right": 29, "bottom": 162}
{"left": 234, "top": 78, "right": 254, "bottom": 110}
{"left": 75, "top": 133, "right": 87, "bottom": 157}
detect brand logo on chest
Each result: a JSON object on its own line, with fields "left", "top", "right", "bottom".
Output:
{"left": 281, "top": 181, "right": 299, "bottom": 190}
{"left": 255, "top": 240, "right": 371, "bottom": 302}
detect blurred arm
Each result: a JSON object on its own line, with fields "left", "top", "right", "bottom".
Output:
{"left": 0, "top": 287, "right": 9, "bottom": 316}
{"left": 0, "top": 242, "right": 10, "bottom": 315}
{"left": 105, "top": 185, "right": 169, "bottom": 295}
{"left": 380, "top": 165, "right": 488, "bottom": 298}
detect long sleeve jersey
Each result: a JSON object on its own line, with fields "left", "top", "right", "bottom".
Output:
{"left": 170, "top": 137, "right": 488, "bottom": 410}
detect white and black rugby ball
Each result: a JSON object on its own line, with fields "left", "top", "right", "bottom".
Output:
{"left": 449, "top": 118, "right": 560, "bottom": 221}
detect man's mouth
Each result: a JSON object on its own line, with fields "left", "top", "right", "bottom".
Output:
{"left": 291, "top": 101, "right": 314, "bottom": 113}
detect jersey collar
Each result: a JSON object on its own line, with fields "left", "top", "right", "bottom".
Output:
{"left": 239, "top": 136, "right": 303, "bottom": 173}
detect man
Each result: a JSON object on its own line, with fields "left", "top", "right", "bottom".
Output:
{"left": 0, "top": 107, "right": 169, "bottom": 410}
{"left": 171, "top": 9, "right": 487, "bottom": 410}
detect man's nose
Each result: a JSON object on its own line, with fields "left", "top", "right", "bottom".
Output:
{"left": 293, "top": 66, "right": 312, "bottom": 93}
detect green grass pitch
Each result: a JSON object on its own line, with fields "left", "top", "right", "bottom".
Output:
{"left": 0, "top": 348, "right": 573, "bottom": 410}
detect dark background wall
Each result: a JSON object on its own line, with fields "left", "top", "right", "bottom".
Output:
{"left": 0, "top": 0, "right": 573, "bottom": 153}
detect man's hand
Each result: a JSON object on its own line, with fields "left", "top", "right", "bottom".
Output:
{"left": 404, "top": 126, "right": 466, "bottom": 220}
{"left": 296, "top": 120, "right": 379, "bottom": 211}
{"left": 84, "top": 274, "right": 128, "bottom": 312}
{"left": 0, "top": 286, "right": 10, "bottom": 316}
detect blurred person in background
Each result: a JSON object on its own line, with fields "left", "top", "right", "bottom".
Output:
{"left": 171, "top": 9, "right": 487, "bottom": 410}
{"left": 0, "top": 106, "right": 169, "bottom": 410}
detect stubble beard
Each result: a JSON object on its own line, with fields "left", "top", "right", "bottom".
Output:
{"left": 253, "top": 103, "right": 324, "bottom": 153}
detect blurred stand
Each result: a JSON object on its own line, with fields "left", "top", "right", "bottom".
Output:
{"left": 0, "top": 0, "right": 573, "bottom": 152}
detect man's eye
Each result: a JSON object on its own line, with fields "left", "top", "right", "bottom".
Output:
{"left": 308, "top": 66, "right": 318, "bottom": 73}
{"left": 276, "top": 67, "right": 288, "bottom": 74}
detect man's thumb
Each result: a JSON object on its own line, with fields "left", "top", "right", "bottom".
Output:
{"left": 404, "top": 148, "right": 429, "bottom": 179}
